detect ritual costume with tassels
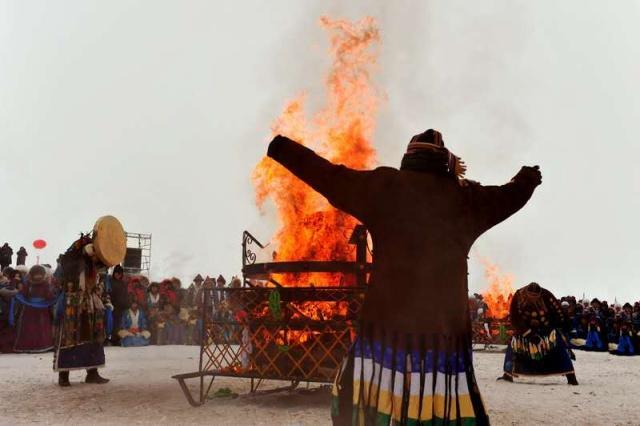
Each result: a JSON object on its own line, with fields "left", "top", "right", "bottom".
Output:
{"left": 53, "top": 216, "right": 127, "bottom": 387}
{"left": 267, "top": 130, "right": 541, "bottom": 426}
{"left": 502, "top": 283, "right": 577, "bottom": 383}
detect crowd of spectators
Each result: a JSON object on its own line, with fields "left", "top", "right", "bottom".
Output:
{"left": 469, "top": 292, "right": 640, "bottom": 356}
{"left": 0, "top": 247, "right": 240, "bottom": 353}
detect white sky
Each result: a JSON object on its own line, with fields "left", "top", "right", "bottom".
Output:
{"left": 1, "top": 1, "right": 638, "bottom": 301}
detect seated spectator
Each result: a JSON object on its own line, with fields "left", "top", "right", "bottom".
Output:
{"left": 157, "top": 300, "right": 179, "bottom": 345}
{"left": 178, "top": 292, "right": 199, "bottom": 345}
{"left": 610, "top": 314, "right": 637, "bottom": 356}
{"left": 582, "top": 309, "right": 607, "bottom": 351}
{"left": 118, "top": 299, "right": 151, "bottom": 347}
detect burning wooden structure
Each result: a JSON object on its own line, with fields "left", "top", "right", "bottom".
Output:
{"left": 172, "top": 226, "right": 370, "bottom": 406}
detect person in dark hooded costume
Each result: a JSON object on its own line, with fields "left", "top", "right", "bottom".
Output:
{"left": 16, "top": 247, "right": 28, "bottom": 266}
{"left": 0, "top": 243, "right": 13, "bottom": 271}
{"left": 266, "top": 130, "right": 542, "bottom": 426}
{"left": 500, "top": 282, "right": 577, "bottom": 385}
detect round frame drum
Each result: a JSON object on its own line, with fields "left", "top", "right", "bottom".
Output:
{"left": 93, "top": 215, "right": 126, "bottom": 267}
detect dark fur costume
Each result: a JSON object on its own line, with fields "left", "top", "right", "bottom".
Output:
{"left": 267, "top": 133, "right": 540, "bottom": 425}
{"left": 503, "top": 283, "right": 575, "bottom": 378}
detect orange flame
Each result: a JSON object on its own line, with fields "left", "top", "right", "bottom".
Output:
{"left": 252, "top": 16, "right": 381, "bottom": 287}
{"left": 480, "top": 258, "right": 514, "bottom": 320}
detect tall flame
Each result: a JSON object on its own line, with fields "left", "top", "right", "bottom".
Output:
{"left": 480, "top": 258, "right": 514, "bottom": 320}
{"left": 252, "top": 16, "right": 381, "bottom": 286}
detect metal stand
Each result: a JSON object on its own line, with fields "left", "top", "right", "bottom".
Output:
{"left": 172, "top": 227, "right": 370, "bottom": 407}
{"left": 124, "top": 232, "right": 152, "bottom": 276}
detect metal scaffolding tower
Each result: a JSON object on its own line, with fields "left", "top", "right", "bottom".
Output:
{"left": 124, "top": 232, "right": 152, "bottom": 276}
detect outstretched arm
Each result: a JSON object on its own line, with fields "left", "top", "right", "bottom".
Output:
{"left": 468, "top": 166, "right": 542, "bottom": 235}
{"left": 267, "top": 135, "right": 374, "bottom": 220}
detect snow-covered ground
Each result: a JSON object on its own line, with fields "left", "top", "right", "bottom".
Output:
{"left": 0, "top": 346, "right": 638, "bottom": 425}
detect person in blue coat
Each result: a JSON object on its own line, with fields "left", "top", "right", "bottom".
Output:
{"left": 118, "top": 299, "right": 150, "bottom": 347}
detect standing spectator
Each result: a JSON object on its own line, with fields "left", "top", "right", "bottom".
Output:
{"left": 159, "top": 279, "right": 177, "bottom": 307}
{"left": 128, "top": 277, "right": 147, "bottom": 308}
{"left": 187, "top": 274, "right": 204, "bottom": 307}
{"left": 215, "top": 275, "right": 227, "bottom": 313}
{"left": 16, "top": 247, "right": 28, "bottom": 266}
{"left": 9, "top": 269, "right": 23, "bottom": 291}
{"left": 171, "top": 278, "right": 183, "bottom": 305}
{"left": 196, "top": 277, "right": 215, "bottom": 325}
{"left": 12, "top": 265, "right": 56, "bottom": 353}
{"left": 0, "top": 243, "right": 13, "bottom": 270}
{"left": 0, "top": 270, "right": 19, "bottom": 353}
{"left": 171, "top": 277, "right": 182, "bottom": 290}
{"left": 146, "top": 283, "right": 162, "bottom": 345}
{"left": 139, "top": 275, "right": 150, "bottom": 289}
{"left": 109, "top": 266, "right": 129, "bottom": 346}
{"left": 98, "top": 274, "right": 115, "bottom": 344}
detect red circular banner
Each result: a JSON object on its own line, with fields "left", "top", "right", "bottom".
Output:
{"left": 33, "top": 239, "right": 47, "bottom": 249}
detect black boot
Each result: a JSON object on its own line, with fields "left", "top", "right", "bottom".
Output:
{"left": 58, "top": 371, "right": 71, "bottom": 387}
{"left": 567, "top": 373, "right": 579, "bottom": 386}
{"left": 85, "top": 368, "right": 110, "bottom": 384}
{"left": 497, "top": 373, "right": 513, "bottom": 382}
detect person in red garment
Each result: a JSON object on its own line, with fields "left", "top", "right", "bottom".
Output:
{"left": 266, "top": 130, "right": 542, "bottom": 426}
{"left": 12, "top": 265, "right": 56, "bottom": 353}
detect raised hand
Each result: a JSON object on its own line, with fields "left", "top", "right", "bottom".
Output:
{"left": 516, "top": 165, "right": 542, "bottom": 186}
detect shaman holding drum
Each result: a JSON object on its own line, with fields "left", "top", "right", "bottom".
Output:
{"left": 54, "top": 216, "right": 126, "bottom": 387}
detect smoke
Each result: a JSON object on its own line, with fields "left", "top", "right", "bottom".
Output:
{"left": 0, "top": 1, "right": 638, "bottom": 301}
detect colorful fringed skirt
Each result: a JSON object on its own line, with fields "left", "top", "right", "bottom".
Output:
{"left": 53, "top": 300, "right": 106, "bottom": 372}
{"left": 332, "top": 335, "right": 488, "bottom": 425}
{"left": 503, "top": 329, "right": 574, "bottom": 377}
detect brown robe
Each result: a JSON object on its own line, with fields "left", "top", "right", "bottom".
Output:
{"left": 268, "top": 136, "right": 539, "bottom": 347}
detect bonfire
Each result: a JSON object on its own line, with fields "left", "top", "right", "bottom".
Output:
{"left": 481, "top": 258, "right": 515, "bottom": 320}
{"left": 252, "top": 16, "right": 381, "bottom": 287}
